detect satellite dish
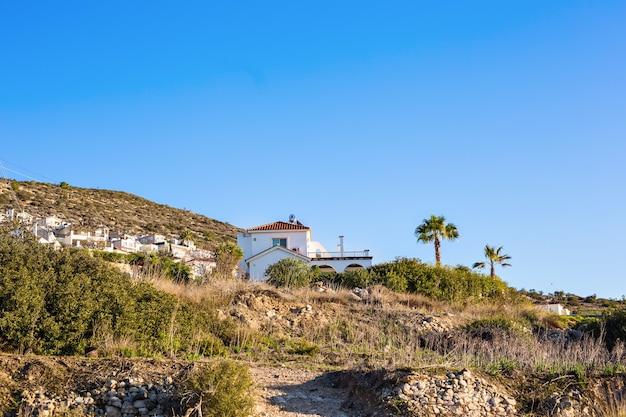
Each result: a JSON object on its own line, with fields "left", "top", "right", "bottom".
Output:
{"left": 288, "top": 214, "right": 297, "bottom": 223}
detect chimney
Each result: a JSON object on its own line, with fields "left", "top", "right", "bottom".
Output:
{"left": 339, "top": 235, "right": 344, "bottom": 258}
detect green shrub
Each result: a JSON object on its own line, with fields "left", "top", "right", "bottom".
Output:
{"left": 183, "top": 359, "right": 254, "bottom": 417}
{"left": 285, "top": 338, "right": 320, "bottom": 355}
{"left": 332, "top": 268, "right": 373, "bottom": 289}
{"left": 0, "top": 225, "right": 223, "bottom": 357}
{"left": 369, "top": 257, "right": 512, "bottom": 302}
{"left": 266, "top": 258, "right": 318, "bottom": 288}
{"left": 588, "top": 308, "right": 626, "bottom": 350}
{"left": 195, "top": 333, "right": 229, "bottom": 357}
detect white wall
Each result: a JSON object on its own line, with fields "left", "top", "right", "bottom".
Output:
{"left": 247, "top": 229, "right": 310, "bottom": 257}
{"left": 307, "top": 240, "right": 329, "bottom": 256}
{"left": 237, "top": 233, "right": 253, "bottom": 266}
{"left": 310, "top": 258, "right": 372, "bottom": 272}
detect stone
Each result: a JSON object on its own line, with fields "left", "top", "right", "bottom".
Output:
{"left": 133, "top": 400, "right": 147, "bottom": 408}
{"left": 105, "top": 405, "right": 122, "bottom": 417}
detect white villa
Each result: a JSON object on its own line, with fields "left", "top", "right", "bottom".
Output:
{"left": 237, "top": 214, "right": 372, "bottom": 281}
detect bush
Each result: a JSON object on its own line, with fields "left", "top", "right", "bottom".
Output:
{"left": 331, "top": 268, "right": 373, "bottom": 289}
{"left": 266, "top": 258, "right": 319, "bottom": 288}
{"left": 588, "top": 308, "right": 626, "bottom": 351}
{"left": 183, "top": 359, "right": 254, "bottom": 417}
{"left": 0, "top": 225, "right": 223, "bottom": 357}
{"left": 285, "top": 338, "right": 320, "bottom": 355}
{"left": 369, "top": 257, "right": 512, "bottom": 303}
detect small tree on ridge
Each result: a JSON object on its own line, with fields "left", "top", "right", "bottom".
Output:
{"left": 473, "top": 245, "right": 511, "bottom": 278}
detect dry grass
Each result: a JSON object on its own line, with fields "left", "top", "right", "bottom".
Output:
{"left": 0, "top": 370, "right": 17, "bottom": 416}
{"left": 137, "top": 277, "right": 626, "bottom": 379}
{"left": 151, "top": 275, "right": 251, "bottom": 309}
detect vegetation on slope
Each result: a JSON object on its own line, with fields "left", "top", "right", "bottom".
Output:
{"left": 266, "top": 257, "right": 519, "bottom": 304}
{"left": 0, "top": 224, "right": 234, "bottom": 357}
{"left": 0, "top": 179, "right": 241, "bottom": 249}
{"left": 2, "top": 223, "right": 626, "bottom": 415}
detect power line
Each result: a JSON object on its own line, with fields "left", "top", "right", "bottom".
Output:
{"left": 0, "top": 158, "right": 59, "bottom": 183}
{"left": 2, "top": 166, "right": 39, "bottom": 181}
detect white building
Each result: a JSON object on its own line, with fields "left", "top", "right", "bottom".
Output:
{"left": 5, "top": 209, "right": 33, "bottom": 224}
{"left": 56, "top": 225, "right": 109, "bottom": 248}
{"left": 237, "top": 214, "right": 372, "bottom": 281}
{"left": 139, "top": 234, "right": 166, "bottom": 245}
{"left": 110, "top": 234, "right": 142, "bottom": 253}
{"left": 536, "top": 303, "right": 571, "bottom": 316}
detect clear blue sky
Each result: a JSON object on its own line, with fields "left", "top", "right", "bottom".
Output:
{"left": 1, "top": 1, "right": 624, "bottom": 298}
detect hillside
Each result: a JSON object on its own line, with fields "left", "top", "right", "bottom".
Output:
{"left": 2, "top": 279, "right": 626, "bottom": 416}
{"left": 0, "top": 178, "right": 241, "bottom": 249}
{"left": 1, "top": 214, "right": 626, "bottom": 416}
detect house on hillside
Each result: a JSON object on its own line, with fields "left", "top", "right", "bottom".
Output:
{"left": 139, "top": 234, "right": 166, "bottom": 245}
{"left": 32, "top": 223, "right": 62, "bottom": 249}
{"left": 37, "top": 215, "right": 63, "bottom": 229}
{"left": 189, "top": 249, "right": 217, "bottom": 278}
{"left": 237, "top": 214, "right": 372, "bottom": 281}
{"left": 108, "top": 233, "right": 141, "bottom": 253}
{"left": 5, "top": 209, "right": 34, "bottom": 224}
{"left": 536, "top": 303, "right": 571, "bottom": 316}
{"left": 56, "top": 225, "right": 110, "bottom": 248}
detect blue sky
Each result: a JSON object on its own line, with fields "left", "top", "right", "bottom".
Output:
{"left": 1, "top": 1, "right": 624, "bottom": 298}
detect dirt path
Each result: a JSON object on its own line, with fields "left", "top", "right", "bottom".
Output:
{"left": 250, "top": 366, "right": 359, "bottom": 417}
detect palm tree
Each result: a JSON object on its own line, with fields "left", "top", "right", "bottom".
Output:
{"left": 473, "top": 245, "right": 512, "bottom": 278}
{"left": 415, "top": 215, "right": 459, "bottom": 267}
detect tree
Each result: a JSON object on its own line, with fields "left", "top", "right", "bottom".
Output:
{"left": 472, "top": 245, "right": 511, "bottom": 278}
{"left": 265, "top": 258, "right": 318, "bottom": 288}
{"left": 214, "top": 241, "right": 244, "bottom": 278}
{"left": 415, "top": 215, "right": 459, "bottom": 267}
{"left": 179, "top": 229, "right": 195, "bottom": 246}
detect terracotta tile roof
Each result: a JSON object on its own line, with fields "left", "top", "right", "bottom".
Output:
{"left": 248, "top": 221, "right": 309, "bottom": 231}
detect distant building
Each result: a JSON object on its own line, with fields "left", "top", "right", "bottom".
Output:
{"left": 139, "top": 234, "right": 166, "bottom": 245}
{"left": 237, "top": 214, "right": 372, "bottom": 281}
{"left": 56, "top": 225, "right": 109, "bottom": 248}
{"left": 536, "top": 303, "right": 571, "bottom": 316}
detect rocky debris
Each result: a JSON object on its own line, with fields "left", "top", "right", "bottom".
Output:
{"left": 417, "top": 315, "right": 453, "bottom": 334}
{"left": 230, "top": 287, "right": 453, "bottom": 341}
{"left": 539, "top": 389, "right": 591, "bottom": 416}
{"left": 537, "top": 328, "right": 584, "bottom": 343}
{"left": 390, "top": 369, "right": 518, "bottom": 416}
{"left": 350, "top": 287, "right": 369, "bottom": 300}
{"left": 18, "top": 376, "right": 180, "bottom": 417}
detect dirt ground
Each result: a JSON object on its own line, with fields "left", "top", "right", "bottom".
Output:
{"left": 0, "top": 355, "right": 393, "bottom": 417}
{"left": 251, "top": 366, "right": 382, "bottom": 417}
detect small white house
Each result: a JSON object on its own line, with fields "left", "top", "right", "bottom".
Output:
{"left": 237, "top": 214, "right": 372, "bottom": 281}
{"left": 111, "top": 234, "right": 142, "bottom": 253}
{"left": 536, "top": 303, "right": 571, "bottom": 316}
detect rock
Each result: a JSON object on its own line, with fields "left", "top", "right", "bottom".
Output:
{"left": 390, "top": 370, "right": 518, "bottom": 417}
{"left": 105, "top": 405, "right": 122, "bottom": 417}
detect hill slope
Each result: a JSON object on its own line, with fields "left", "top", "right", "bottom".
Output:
{"left": 0, "top": 179, "right": 241, "bottom": 249}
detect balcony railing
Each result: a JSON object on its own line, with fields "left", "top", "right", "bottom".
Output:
{"left": 310, "top": 250, "right": 371, "bottom": 259}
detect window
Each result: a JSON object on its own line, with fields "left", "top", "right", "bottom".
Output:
{"left": 272, "top": 238, "right": 287, "bottom": 247}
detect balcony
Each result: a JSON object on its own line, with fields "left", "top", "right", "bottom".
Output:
{"left": 310, "top": 250, "right": 371, "bottom": 260}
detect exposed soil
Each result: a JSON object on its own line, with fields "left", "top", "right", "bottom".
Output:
{"left": 250, "top": 366, "right": 394, "bottom": 417}
{"left": 0, "top": 355, "right": 393, "bottom": 417}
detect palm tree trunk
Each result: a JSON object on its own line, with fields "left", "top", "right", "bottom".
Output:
{"left": 434, "top": 235, "right": 441, "bottom": 266}
{"left": 490, "top": 263, "right": 495, "bottom": 278}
